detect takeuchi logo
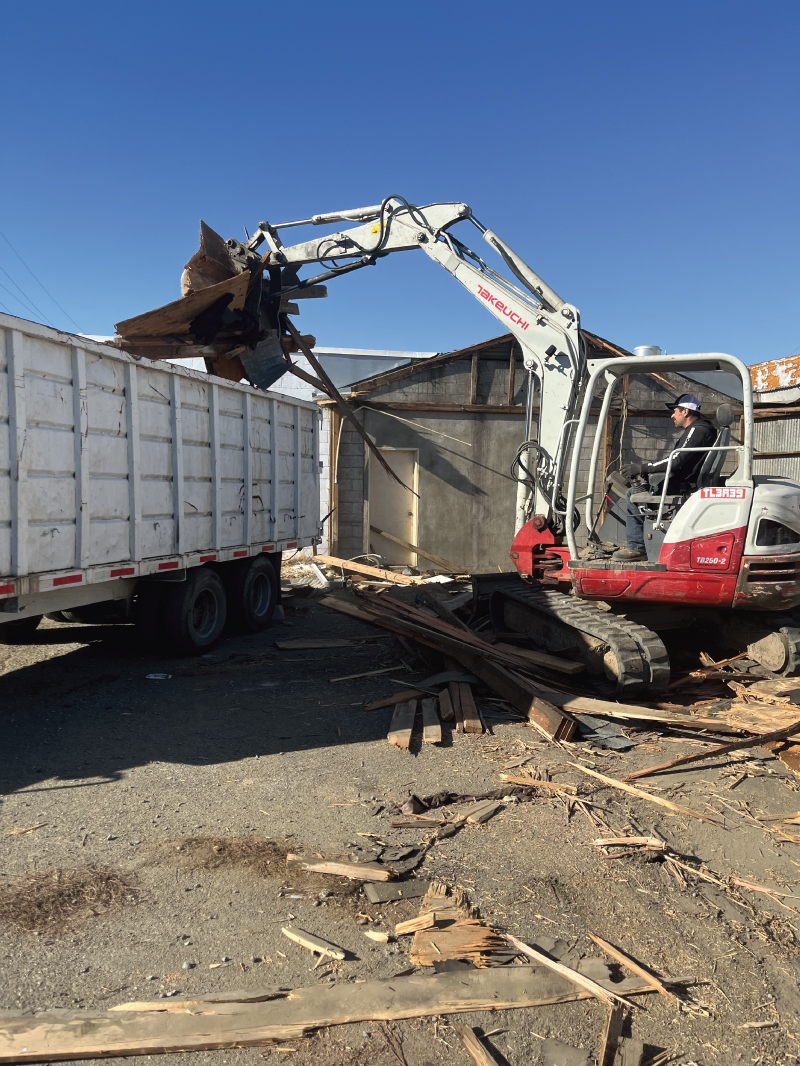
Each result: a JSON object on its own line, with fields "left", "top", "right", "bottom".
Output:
{"left": 477, "top": 285, "right": 530, "bottom": 329}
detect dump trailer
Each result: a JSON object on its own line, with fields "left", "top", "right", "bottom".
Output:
{"left": 0, "top": 313, "right": 321, "bottom": 652}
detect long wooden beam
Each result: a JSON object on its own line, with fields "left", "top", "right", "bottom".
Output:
{"left": 284, "top": 319, "right": 417, "bottom": 496}
{"left": 369, "top": 525, "right": 463, "bottom": 573}
{"left": 0, "top": 969, "right": 669, "bottom": 1062}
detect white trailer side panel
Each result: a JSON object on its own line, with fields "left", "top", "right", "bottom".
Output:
{"left": 0, "top": 314, "right": 320, "bottom": 602}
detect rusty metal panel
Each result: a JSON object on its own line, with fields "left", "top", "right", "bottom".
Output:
{"left": 751, "top": 356, "right": 800, "bottom": 395}
{"left": 754, "top": 414, "right": 800, "bottom": 479}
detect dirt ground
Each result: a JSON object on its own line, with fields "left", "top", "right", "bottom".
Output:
{"left": 3, "top": 590, "right": 800, "bottom": 1066}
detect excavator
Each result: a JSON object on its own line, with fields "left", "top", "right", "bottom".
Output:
{"left": 129, "top": 197, "right": 800, "bottom": 692}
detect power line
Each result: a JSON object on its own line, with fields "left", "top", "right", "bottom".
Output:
{"left": 0, "top": 228, "right": 83, "bottom": 332}
{"left": 0, "top": 279, "right": 42, "bottom": 321}
{"left": 0, "top": 263, "right": 55, "bottom": 325}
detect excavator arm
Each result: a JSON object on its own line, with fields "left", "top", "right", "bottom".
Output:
{"left": 250, "top": 197, "right": 586, "bottom": 531}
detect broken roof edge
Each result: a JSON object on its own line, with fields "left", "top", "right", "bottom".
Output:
{"left": 347, "top": 329, "right": 634, "bottom": 397}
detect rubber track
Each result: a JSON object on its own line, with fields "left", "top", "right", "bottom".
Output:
{"left": 777, "top": 627, "right": 800, "bottom": 677}
{"left": 492, "top": 586, "right": 670, "bottom": 697}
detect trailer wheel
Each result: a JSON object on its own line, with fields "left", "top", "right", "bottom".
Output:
{"left": 164, "top": 568, "right": 227, "bottom": 654}
{"left": 0, "top": 615, "right": 42, "bottom": 643}
{"left": 225, "top": 556, "right": 278, "bottom": 632}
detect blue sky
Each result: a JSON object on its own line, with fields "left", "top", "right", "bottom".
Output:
{"left": 1, "top": 0, "right": 797, "bottom": 364}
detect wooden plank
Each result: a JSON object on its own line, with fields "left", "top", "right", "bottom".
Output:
{"left": 569, "top": 764, "right": 723, "bottom": 825}
{"left": 450, "top": 681, "right": 464, "bottom": 733}
{"left": 319, "top": 595, "right": 387, "bottom": 623}
{"left": 459, "top": 1024, "right": 500, "bottom": 1066}
{"left": 438, "top": 687, "right": 455, "bottom": 722}
{"left": 281, "top": 927, "right": 346, "bottom": 960}
{"left": 286, "top": 854, "right": 395, "bottom": 882}
{"left": 599, "top": 1005, "right": 625, "bottom": 1066}
{"left": 504, "top": 935, "right": 627, "bottom": 1007}
{"left": 284, "top": 320, "right": 417, "bottom": 497}
{"left": 115, "top": 269, "right": 252, "bottom": 338}
{"left": 615, "top": 1038, "right": 645, "bottom": 1065}
{"left": 623, "top": 716, "right": 800, "bottom": 781}
{"left": 470, "top": 353, "right": 480, "bottom": 405}
{"left": 421, "top": 699, "right": 442, "bottom": 744}
{"left": 458, "top": 683, "right": 483, "bottom": 734}
{"left": 492, "top": 642, "right": 585, "bottom": 675}
{"left": 0, "top": 968, "right": 672, "bottom": 1063}
{"left": 315, "top": 555, "right": 421, "bottom": 585}
{"left": 388, "top": 701, "right": 417, "bottom": 750}
{"left": 419, "top": 588, "right": 472, "bottom": 631}
{"left": 536, "top": 692, "right": 744, "bottom": 735}
{"left": 330, "top": 667, "right": 396, "bottom": 683}
{"left": 370, "top": 525, "right": 462, "bottom": 573}
{"left": 112, "top": 989, "right": 288, "bottom": 1011}
{"left": 588, "top": 933, "right": 673, "bottom": 1000}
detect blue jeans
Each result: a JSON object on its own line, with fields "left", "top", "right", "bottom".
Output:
{"left": 625, "top": 487, "right": 646, "bottom": 552}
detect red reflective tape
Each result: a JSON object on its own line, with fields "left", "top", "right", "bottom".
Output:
{"left": 53, "top": 574, "right": 82, "bottom": 586}
{"left": 261, "top": 545, "right": 274, "bottom": 552}
{"left": 110, "top": 567, "right": 136, "bottom": 577}
{"left": 158, "top": 561, "right": 179, "bottom": 570}
{"left": 286, "top": 542, "right": 297, "bottom": 549}
{"left": 0, "top": 583, "right": 15, "bottom": 595}
{"left": 199, "top": 554, "right": 217, "bottom": 562}
{"left": 233, "top": 550, "right": 247, "bottom": 557}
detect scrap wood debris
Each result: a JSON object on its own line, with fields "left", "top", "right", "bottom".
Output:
{"left": 408, "top": 882, "right": 510, "bottom": 967}
{"left": 0, "top": 966, "right": 681, "bottom": 1062}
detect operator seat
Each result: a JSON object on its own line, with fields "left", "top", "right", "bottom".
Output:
{"left": 696, "top": 403, "right": 733, "bottom": 488}
{"left": 627, "top": 403, "right": 733, "bottom": 513}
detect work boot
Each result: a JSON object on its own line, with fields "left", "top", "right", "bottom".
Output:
{"left": 612, "top": 547, "right": 647, "bottom": 562}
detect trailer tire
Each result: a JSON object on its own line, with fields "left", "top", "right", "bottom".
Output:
{"left": 163, "top": 568, "right": 227, "bottom": 654}
{"left": 0, "top": 615, "right": 42, "bottom": 643}
{"left": 225, "top": 556, "right": 278, "bottom": 632}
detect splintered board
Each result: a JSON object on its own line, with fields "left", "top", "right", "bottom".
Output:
{"left": 388, "top": 701, "right": 418, "bottom": 750}
{"left": 0, "top": 968, "right": 667, "bottom": 1062}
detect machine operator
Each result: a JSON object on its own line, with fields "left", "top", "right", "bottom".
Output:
{"left": 614, "top": 393, "right": 716, "bottom": 562}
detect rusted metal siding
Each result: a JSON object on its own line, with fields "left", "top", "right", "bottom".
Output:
{"left": 751, "top": 356, "right": 800, "bottom": 395}
{"left": 754, "top": 413, "right": 800, "bottom": 481}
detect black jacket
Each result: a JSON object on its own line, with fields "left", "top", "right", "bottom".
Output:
{"left": 644, "top": 416, "right": 717, "bottom": 494}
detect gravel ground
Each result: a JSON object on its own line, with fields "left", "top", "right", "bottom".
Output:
{"left": 3, "top": 596, "right": 800, "bottom": 1066}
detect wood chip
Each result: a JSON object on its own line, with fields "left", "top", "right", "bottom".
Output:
{"left": 394, "top": 913, "right": 437, "bottom": 936}
{"left": 388, "top": 701, "right": 417, "bottom": 751}
{"left": 363, "top": 929, "right": 392, "bottom": 943}
{"left": 281, "top": 927, "right": 346, "bottom": 960}
{"left": 588, "top": 932, "right": 674, "bottom": 1000}
{"left": 568, "top": 764, "right": 723, "bottom": 825}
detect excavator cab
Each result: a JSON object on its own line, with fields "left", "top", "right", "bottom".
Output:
{"left": 626, "top": 402, "right": 735, "bottom": 561}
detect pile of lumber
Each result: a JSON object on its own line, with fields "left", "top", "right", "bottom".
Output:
{"left": 320, "top": 590, "right": 580, "bottom": 741}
